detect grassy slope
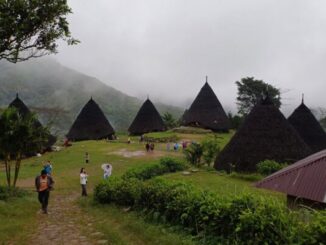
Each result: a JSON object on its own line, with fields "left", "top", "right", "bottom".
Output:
{"left": 0, "top": 132, "right": 285, "bottom": 243}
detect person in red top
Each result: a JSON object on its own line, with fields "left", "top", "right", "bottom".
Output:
{"left": 35, "top": 170, "right": 54, "bottom": 214}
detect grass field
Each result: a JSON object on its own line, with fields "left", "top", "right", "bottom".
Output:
{"left": 0, "top": 131, "right": 286, "bottom": 244}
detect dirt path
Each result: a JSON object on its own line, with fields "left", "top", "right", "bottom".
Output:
{"left": 27, "top": 192, "right": 108, "bottom": 245}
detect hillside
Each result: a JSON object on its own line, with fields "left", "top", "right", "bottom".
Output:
{"left": 0, "top": 59, "right": 183, "bottom": 135}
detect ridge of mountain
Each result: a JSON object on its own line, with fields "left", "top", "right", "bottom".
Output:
{"left": 0, "top": 59, "right": 183, "bottom": 135}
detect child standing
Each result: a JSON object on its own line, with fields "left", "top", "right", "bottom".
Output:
{"left": 80, "top": 168, "right": 88, "bottom": 196}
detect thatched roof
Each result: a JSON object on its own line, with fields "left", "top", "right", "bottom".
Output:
{"left": 67, "top": 98, "right": 115, "bottom": 141}
{"left": 181, "top": 81, "right": 230, "bottom": 132}
{"left": 128, "top": 99, "right": 165, "bottom": 135}
{"left": 214, "top": 96, "right": 311, "bottom": 172}
{"left": 288, "top": 101, "right": 326, "bottom": 153}
{"left": 9, "top": 94, "right": 56, "bottom": 150}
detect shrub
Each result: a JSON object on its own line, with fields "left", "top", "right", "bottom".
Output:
{"left": 122, "top": 157, "right": 188, "bottom": 180}
{"left": 183, "top": 143, "right": 203, "bottom": 167}
{"left": 202, "top": 136, "right": 220, "bottom": 167}
{"left": 0, "top": 186, "right": 10, "bottom": 200}
{"left": 300, "top": 211, "right": 326, "bottom": 245}
{"left": 159, "top": 157, "right": 187, "bottom": 172}
{"left": 257, "top": 160, "right": 287, "bottom": 176}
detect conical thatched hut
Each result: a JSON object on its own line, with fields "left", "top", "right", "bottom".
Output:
{"left": 128, "top": 99, "right": 165, "bottom": 135}
{"left": 9, "top": 94, "right": 56, "bottom": 150}
{"left": 288, "top": 100, "right": 326, "bottom": 153}
{"left": 214, "top": 96, "right": 311, "bottom": 172}
{"left": 67, "top": 98, "right": 115, "bottom": 141}
{"left": 181, "top": 80, "right": 230, "bottom": 132}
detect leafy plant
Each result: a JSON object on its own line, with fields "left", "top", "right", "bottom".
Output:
{"left": 202, "top": 136, "right": 220, "bottom": 167}
{"left": 183, "top": 142, "right": 203, "bottom": 167}
{"left": 257, "top": 160, "right": 287, "bottom": 176}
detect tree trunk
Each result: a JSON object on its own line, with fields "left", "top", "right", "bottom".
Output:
{"left": 4, "top": 154, "right": 11, "bottom": 187}
{"left": 13, "top": 153, "right": 22, "bottom": 188}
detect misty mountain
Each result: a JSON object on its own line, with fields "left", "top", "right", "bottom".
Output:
{"left": 0, "top": 59, "right": 183, "bottom": 135}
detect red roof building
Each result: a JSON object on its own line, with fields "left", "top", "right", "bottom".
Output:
{"left": 256, "top": 150, "right": 326, "bottom": 208}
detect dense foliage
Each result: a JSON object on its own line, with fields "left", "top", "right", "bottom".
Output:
{"left": 94, "top": 159, "right": 326, "bottom": 244}
{"left": 122, "top": 157, "right": 188, "bottom": 180}
{"left": 236, "top": 77, "right": 281, "bottom": 116}
{"left": 0, "top": 107, "right": 50, "bottom": 187}
{"left": 0, "top": 0, "right": 78, "bottom": 63}
{"left": 257, "top": 160, "right": 287, "bottom": 176}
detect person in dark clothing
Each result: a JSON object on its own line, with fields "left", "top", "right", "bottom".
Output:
{"left": 35, "top": 169, "right": 54, "bottom": 214}
{"left": 145, "top": 143, "right": 150, "bottom": 152}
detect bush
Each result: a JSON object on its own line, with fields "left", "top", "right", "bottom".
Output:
{"left": 0, "top": 186, "right": 26, "bottom": 200}
{"left": 257, "top": 160, "right": 287, "bottom": 176}
{"left": 183, "top": 142, "right": 203, "bottom": 167}
{"left": 94, "top": 157, "right": 326, "bottom": 244}
{"left": 0, "top": 186, "right": 10, "bottom": 200}
{"left": 122, "top": 157, "right": 188, "bottom": 180}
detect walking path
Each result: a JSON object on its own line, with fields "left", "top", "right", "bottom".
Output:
{"left": 27, "top": 192, "right": 108, "bottom": 245}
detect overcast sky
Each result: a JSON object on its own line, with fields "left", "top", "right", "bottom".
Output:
{"left": 56, "top": 0, "right": 326, "bottom": 115}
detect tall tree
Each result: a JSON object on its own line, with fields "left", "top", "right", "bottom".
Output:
{"left": 162, "top": 112, "right": 178, "bottom": 129}
{"left": 236, "top": 77, "right": 281, "bottom": 116}
{"left": 0, "top": 0, "right": 78, "bottom": 63}
{"left": 0, "top": 107, "right": 50, "bottom": 187}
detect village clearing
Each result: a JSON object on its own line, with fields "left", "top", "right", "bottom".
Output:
{"left": 0, "top": 133, "right": 284, "bottom": 244}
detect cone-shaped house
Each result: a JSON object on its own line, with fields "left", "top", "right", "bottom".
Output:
{"left": 181, "top": 80, "right": 230, "bottom": 132}
{"left": 288, "top": 99, "right": 326, "bottom": 153}
{"left": 67, "top": 98, "right": 115, "bottom": 141}
{"left": 214, "top": 96, "right": 311, "bottom": 172}
{"left": 9, "top": 94, "right": 57, "bottom": 150}
{"left": 128, "top": 99, "right": 165, "bottom": 135}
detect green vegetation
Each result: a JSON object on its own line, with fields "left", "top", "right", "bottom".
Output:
{"left": 172, "top": 126, "right": 213, "bottom": 134}
{"left": 236, "top": 77, "right": 281, "bottom": 115}
{"left": 0, "top": 0, "right": 78, "bottom": 63}
{"left": 94, "top": 167, "right": 325, "bottom": 244}
{"left": 144, "top": 131, "right": 179, "bottom": 143}
{"left": 257, "top": 160, "right": 287, "bottom": 176}
{"left": 0, "top": 131, "right": 324, "bottom": 244}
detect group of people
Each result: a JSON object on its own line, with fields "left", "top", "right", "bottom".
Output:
{"left": 34, "top": 154, "right": 113, "bottom": 214}
{"left": 145, "top": 142, "right": 155, "bottom": 152}
{"left": 166, "top": 141, "right": 188, "bottom": 151}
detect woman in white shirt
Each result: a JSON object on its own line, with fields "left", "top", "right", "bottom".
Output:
{"left": 80, "top": 168, "right": 88, "bottom": 196}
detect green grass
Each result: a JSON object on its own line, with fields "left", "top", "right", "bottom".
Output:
{"left": 161, "top": 170, "right": 285, "bottom": 202}
{"left": 0, "top": 131, "right": 289, "bottom": 243}
{"left": 0, "top": 193, "right": 39, "bottom": 242}
{"left": 79, "top": 197, "right": 196, "bottom": 245}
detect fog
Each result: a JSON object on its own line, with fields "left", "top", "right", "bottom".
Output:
{"left": 56, "top": 0, "right": 326, "bottom": 115}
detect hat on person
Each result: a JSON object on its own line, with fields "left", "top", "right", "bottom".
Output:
{"left": 41, "top": 169, "right": 47, "bottom": 175}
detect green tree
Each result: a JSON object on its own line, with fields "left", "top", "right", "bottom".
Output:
{"left": 0, "top": 107, "right": 50, "bottom": 187}
{"left": 202, "top": 135, "right": 220, "bottom": 167}
{"left": 227, "top": 112, "right": 244, "bottom": 130}
{"left": 183, "top": 142, "right": 203, "bottom": 167}
{"left": 162, "top": 112, "right": 178, "bottom": 129}
{"left": 0, "top": 0, "right": 78, "bottom": 63}
{"left": 236, "top": 77, "right": 281, "bottom": 116}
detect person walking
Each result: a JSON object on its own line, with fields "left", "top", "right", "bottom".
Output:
{"left": 85, "top": 152, "right": 90, "bottom": 164}
{"left": 103, "top": 164, "right": 112, "bottom": 179}
{"left": 43, "top": 160, "right": 53, "bottom": 176}
{"left": 80, "top": 168, "right": 88, "bottom": 196}
{"left": 35, "top": 169, "right": 54, "bottom": 214}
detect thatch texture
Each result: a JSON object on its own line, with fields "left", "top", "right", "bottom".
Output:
{"left": 67, "top": 98, "right": 115, "bottom": 141}
{"left": 214, "top": 97, "right": 311, "bottom": 172}
{"left": 181, "top": 82, "right": 230, "bottom": 132}
{"left": 288, "top": 102, "right": 326, "bottom": 153}
{"left": 9, "top": 94, "right": 56, "bottom": 150}
{"left": 128, "top": 99, "right": 165, "bottom": 135}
